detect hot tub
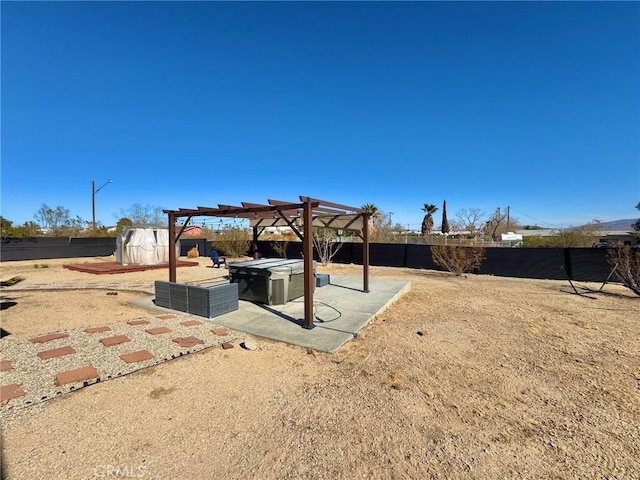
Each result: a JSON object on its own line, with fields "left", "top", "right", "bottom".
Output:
{"left": 229, "top": 258, "right": 316, "bottom": 305}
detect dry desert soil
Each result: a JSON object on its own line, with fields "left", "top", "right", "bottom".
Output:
{"left": 1, "top": 256, "right": 639, "bottom": 480}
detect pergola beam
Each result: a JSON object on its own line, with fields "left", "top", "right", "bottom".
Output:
{"left": 300, "top": 196, "right": 365, "bottom": 214}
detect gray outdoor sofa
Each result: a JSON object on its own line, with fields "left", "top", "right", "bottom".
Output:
{"left": 154, "top": 280, "right": 239, "bottom": 318}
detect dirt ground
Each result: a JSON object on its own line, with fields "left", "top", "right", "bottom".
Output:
{"left": 1, "top": 256, "right": 639, "bottom": 479}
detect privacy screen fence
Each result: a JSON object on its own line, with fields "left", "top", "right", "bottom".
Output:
{"left": 1, "top": 237, "right": 617, "bottom": 283}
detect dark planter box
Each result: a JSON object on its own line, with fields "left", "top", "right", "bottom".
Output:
{"left": 316, "top": 274, "right": 330, "bottom": 287}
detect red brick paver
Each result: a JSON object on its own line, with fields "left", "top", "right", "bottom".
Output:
{"left": 0, "top": 360, "right": 13, "bottom": 372}
{"left": 55, "top": 366, "right": 99, "bottom": 386}
{"left": 1, "top": 384, "right": 26, "bottom": 404}
{"left": 180, "top": 320, "right": 202, "bottom": 327}
{"left": 30, "top": 332, "right": 69, "bottom": 344}
{"left": 146, "top": 327, "right": 171, "bottom": 335}
{"left": 85, "top": 326, "right": 111, "bottom": 334}
{"left": 211, "top": 327, "right": 229, "bottom": 336}
{"left": 120, "top": 350, "right": 154, "bottom": 364}
{"left": 127, "top": 319, "right": 150, "bottom": 326}
{"left": 37, "top": 346, "right": 76, "bottom": 360}
{"left": 100, "top": 335, "right": 130, "bottom": 347}
{"left": 221, "top": 342, "right": 234, "bottom": 349}
{"left": 173, "top": 336, "right": 205, "bottom": 348}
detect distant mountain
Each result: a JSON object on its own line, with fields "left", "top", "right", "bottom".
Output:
{"left": 596, "top": 219, "right": 638, "bottom": 231}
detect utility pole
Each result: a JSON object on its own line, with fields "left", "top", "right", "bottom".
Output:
{"left": 507, "top": 206, "right": 510, "bottom": 231}
{"left": 92, "top": 179, "right": 113, "bottom": 230}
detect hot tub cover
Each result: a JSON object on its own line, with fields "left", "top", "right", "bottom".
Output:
{"left": 229, "top": 259, "right": 314, "bottom": 276}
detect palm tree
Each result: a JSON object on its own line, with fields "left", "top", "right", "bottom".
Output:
{"left": 421, "top": 203, "right": 439, "bottom": 237}
{"left": 362, "top": 203, "right": 381, "bottom": 240}
{"left": 361, "top": 203, "right": 380, "bottom": 218}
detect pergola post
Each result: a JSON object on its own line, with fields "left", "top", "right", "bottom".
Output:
{"left": 252, "top": 227, "right": 260, "bottom": 259}
{"left": 363, "top": 212, "right": 370, "bottom": 293}
{"left": 168, "top": 212, "right": 177, "bottom": 283}
{"left": 302, "top": 199, "right": 315, "bottom": 329}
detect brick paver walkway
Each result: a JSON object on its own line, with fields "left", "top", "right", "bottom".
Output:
{"left": 0, "top": 281, "right": 241, "bottom": 413}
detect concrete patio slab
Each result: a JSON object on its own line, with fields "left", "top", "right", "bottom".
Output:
{"left": 133, "top": 275, "right": 411, "bottom": 353}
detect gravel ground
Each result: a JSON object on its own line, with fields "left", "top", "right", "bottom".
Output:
{"left": 1, "top": 256, "right": 639, "bottom": 479}
{"left": 1, "top": 314, "right": 245, "bottom": 417}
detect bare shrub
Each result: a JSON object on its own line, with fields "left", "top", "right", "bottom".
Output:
{"left": 431, "top": 245, "right": 485, "bottom": 276}
{"left": 313, "top": 228, "right": 343, "bottom": 266}
{"left": 212, "top": 226, "right": 251, "bottom": 258}
{"left": 607, "top": 246, "right": 640, "bottom": 296}
{"left": 272, "top": 240, "right": 289, "bottom": 259}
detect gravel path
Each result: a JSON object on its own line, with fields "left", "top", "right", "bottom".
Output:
{"left": 6, "top": 279, "right": 156, "bottom": 294}
{"left": 0, "top": 280, "right": 250, "bottom": 420}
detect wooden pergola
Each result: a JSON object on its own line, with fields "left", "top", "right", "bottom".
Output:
{"left": 163, "top": 196, "right": 370, "bottom": 329}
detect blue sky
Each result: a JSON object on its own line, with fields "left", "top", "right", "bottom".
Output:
{"left": 2, "top": 1, "right": 639, "bottom": 231}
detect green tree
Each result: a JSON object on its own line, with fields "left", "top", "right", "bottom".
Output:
{"left": 441, "top": 200, "right": 450, "bottom": 234}
{"left": 421, "top": 203, "right": 438, "bottom": 237}
{"left": 0, "top": 216, "right": 15, "bottom": 237}
{"left": 115, "top": 217, "right": 134, "bottom": 234}
{"left": 633, "top": 201, "right": 640, "bottom": 233}
{"left": 16, "top": 221, "right": 41, "bottom": 237}
{"left": 86, "top": 226, "right": 113, "bottom": 238}
{"left": 1, "top": 217, "right": 42, "bottom": 237}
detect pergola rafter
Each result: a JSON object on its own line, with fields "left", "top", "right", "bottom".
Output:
{"left": 163, "top": 196, "right": 370, "bottom": 329}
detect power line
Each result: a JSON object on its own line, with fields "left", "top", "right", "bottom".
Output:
{"left": 508, "top": 207, "right": 564, "bottom": 229}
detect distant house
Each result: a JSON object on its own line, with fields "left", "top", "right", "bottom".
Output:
{"left": 515, "top": 228, "right": 638, "bottom": 247}
{"left": 501, "top": 232, "right": 523, "bottom": 247}
{"left": 516, "top": 229, "right": 558, "bottom": 238}
{"left": 598, "top": 230, "right": 638, "bottom": 247}
{"left": 182, "top": 225, "right": 204, "bottom": 237}
{"left": 261, "top": 226, "right": 297, "bottom": 239}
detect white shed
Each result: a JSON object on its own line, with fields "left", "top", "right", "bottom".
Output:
{"left": 116, "top": 227, "right": 178, "bottom": 265}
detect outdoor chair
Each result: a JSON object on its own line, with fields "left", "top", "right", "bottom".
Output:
{"left": 210, "top": 250, "right": 227, "bottom": 268}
